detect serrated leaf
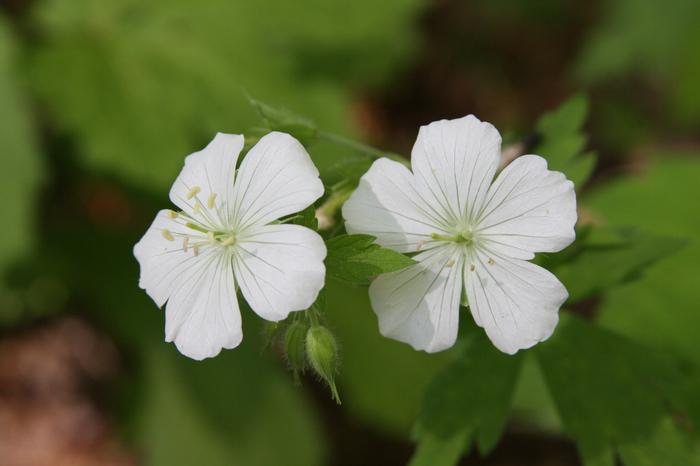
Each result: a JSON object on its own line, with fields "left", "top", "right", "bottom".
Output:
{"left": 534, "top": 94, "right": 595, "bottom": 187}
{"left": 325, "top": 234, "right": 415, "bottom": 285}
{"left": 410, "top": 331, "right": 523, "bottom": 466}
{"left": 0, "top": 19, "right": 43, "bottom": 274}
{"left": 544, "top": 227, "right": 686, "bottom": 303}
{"left": 536, "top": 314, "right": 697, "bottom": 466}
{"left": 588, "top": 157, "right": 700, "bottom": 365}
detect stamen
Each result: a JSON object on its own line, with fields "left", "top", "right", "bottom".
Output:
{"left": 193, "top": 244, "right": 200, "bottom": 256}
{"left": 470, "top": 264, "right": 475, "bottom": 272}
{"left": 161, "top": 229, "right": 174, "bottom": 241}
{"left": 446, "top": 259, "right": 455, "bottom": 267}
{"left": 488, "top": 258, "right": 495, "bottom": 265}
{"left": 182, "top": 237, "right": 189, "bottom": 252}
{"left": 207, "top": 231, "right": 215, "bottom": 243}
{"left": 221, "top": 235, "right": 236, "bottom": 246}
{"left": 166, "top": 210, "right": 178, "bottom": 219}
{"left": 185, "top": 222, "right": 208, "bottom": 234}
{"left": 186, "top": 186, "right": 201, "bottom": 200}
{"left": 207, "top": 192, "right": 217, "bottom": 209}
{"left": 416, "top": 240, "right": 426, "bottom": 251}
{"left": 193, "top": 201, "right": 202, "bottom": 215}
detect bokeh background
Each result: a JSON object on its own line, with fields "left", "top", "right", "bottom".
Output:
{"left": 1, "top": 0, "right": 699, "bottom": 465}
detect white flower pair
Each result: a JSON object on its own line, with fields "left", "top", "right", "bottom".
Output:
{"left": 134, "top": 116, "right": 576, "bottom": 360}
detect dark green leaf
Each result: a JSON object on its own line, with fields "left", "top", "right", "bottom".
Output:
{"left": 536, "top": 314, "right": 697, "bottom": 466}
{"left": 410, "top": 331, "right": 523, "bottom": 466}
{"left": 534, "top": 94, "right": 595, "bottom": 188}
{"left": 325, "top": 234, "right": 415, "bottom": 285}
{"left": 291, "top": 205, "right": 319, "bottom": 231}
{"left": 545, "top": 227, "right": 686, "bottom": 303}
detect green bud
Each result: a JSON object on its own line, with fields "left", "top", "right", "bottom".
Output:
{"left": 306, "top": 325, "right": 341, "bottom": 404}
{"left": 284, "top": 320, "right": 308, "bottom": 384}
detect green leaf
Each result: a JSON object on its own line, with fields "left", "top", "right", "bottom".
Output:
{"left": 546, "top": 227, "right": 687, "bottom": 303}
{"left": 132, "top": 344, "right": 325, "bottom": 466}
{"left": 325, "top": 234, "right": 415, "bottom": 285}
{"left": 0, "top": 19, "right": 43, "bottom": 273}
{"left": 536, "top": 314, "right": 697, "bottom": 466}
{"left": 587, "top": 157, "right": 700, "bottom": 364}
{"left": 291, "top": 205, "right": 319, "bottom": 231}
{"left": 410, "top": 331, "right": 523, "bottom": 466}
{"left": 534, "top": 94, "right": 595, "bottom": 188}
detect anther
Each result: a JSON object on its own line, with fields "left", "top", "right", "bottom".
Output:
{"left": 416, "top": 240, "right": 426, "bottom": 251}
{"left": 161, "top": 229, "right": 174, "bottom": 241}
{"left": 488, "top": 258, "right": 495, "bottom": 265}
{"left": 470, "top": 264, "right": 475, "bottom": 272}
{"left": 166, "top": 210, "right": 178, "bottom": 219}
{"left": 182, "top": 237, "right": 189, "bottom": 252}
{"left": 186, "top": 186, "right": 201, "bottom": 200}
{"left": 207, "top": 231, "right": 215, "bottom": 243}
{"left": 446, "top": 259, "right": 455, "bottom": 267}
{"left": 193, "top": 244, "right": 200, "bottom": 256}
{"left": 193, "top": 201, "right": 202, "bottom": 215}
{"left": 207, "top": 193, "right": 217, "bottom": 209}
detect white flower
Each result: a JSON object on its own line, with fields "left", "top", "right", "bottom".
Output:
{"left": 342, "top": 116, "right": 576, "bottom": 354}
{"left": 134, "top": 132, "right": 326, "bottom": 360}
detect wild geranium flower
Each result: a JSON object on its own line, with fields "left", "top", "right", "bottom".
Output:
{"left": 134, "top": 132, "right": 326, "bottom": 360}
{"left": 342, "top": 116, "right": 576, "bottom": 354}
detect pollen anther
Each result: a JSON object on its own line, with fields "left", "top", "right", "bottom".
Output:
{"left": 186, "top": 186, "right": 201, "bottom": 200}
{"left": 182, "top": 237, "right": 189, "bottom": 252}
{"left": 161, "top": 229, "right": 174, "bottom": 241}
{"left": 207, "top": 193, "right": 217, "bottom": 209}
{"left": 166, "top": 210, "right": 178, "bottom": 219}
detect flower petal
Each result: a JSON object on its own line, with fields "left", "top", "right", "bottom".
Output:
{"left": 234, "top": 224, "right": 326, "bottom": 321}
{"left": 475, "top": 155, "right": 577, "bottom": 260}
{"left": 164, "top": 249, "right": 242, "bottom": 360}
{"left": 133, "top": 209, "right": 210, "bottom": 307}
{"left": 411, "top": 115, "right": 502, "bottom": 225}
{"left": 169, "top": 133, "right": 244, "bottom": 229}
{"left": 368, "top": 246, "right": 463, "bottom": 353}
{"left": 464, "top": 248, "right": 567, "bottom": 354}
{"left": 231, "top": 132, "right": 324, "bottom": 230}
{"left": 343, "top": 158, "right": 450, "bottom": 253}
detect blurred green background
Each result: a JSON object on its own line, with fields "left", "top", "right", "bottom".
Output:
{"left": 1, "top": 0, "right": 699, "bottom": 465}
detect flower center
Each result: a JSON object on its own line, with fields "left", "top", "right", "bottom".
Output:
{"left": 431, "top": 228, "right": 474, "bottom": 245}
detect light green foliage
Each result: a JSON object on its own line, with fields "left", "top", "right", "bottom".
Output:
{"left": 291, "top": 205, "right": 319, "bottom": 231}
{"left": 410, "top": 330, "right": 523, "bottom": 466}
{"left": 545, "top": 226, "right": 686, "bottom": 303}
{"left": 28, "top": 0, "right": 422, "bottom": 187}
{"left": 587, "top": 157, "right": 700, "bottom": 364}
{"left": 0, "top": 20, "right": 43, "bottom": 273}
{"left": 135, "top": 345, "right": 325, "bottom": 466}
{"left": 536, "top": 314, "right": 697, "bottom": 466}
{"left": 325, "top": 234, "right": 416, "bottom": 285}
{"left": 535, "top": 94, "right": 596, "bottom": 188}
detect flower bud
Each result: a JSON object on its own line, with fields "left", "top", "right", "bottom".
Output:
{"left": 306, "top": 325, "right": 341, "bottom": 404}
{"left": 284, "top": 320, "right": 308, "bottom": 384}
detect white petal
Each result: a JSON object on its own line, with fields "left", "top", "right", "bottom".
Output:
{"left": 475, "top": 155, "right": 577, "bottom": 260}
{"left": 464, "top": 248, "right": 567, "bottom": 354}
{"left": 231, "top": 132, "right": 323, "bottom": 230}
{"left": 133, "top": 210, "right": 209, "bottom": 307}
{"left": 169, "top": 133, "right": 244, "bottom": 229}
{"left": 411, "top": 115, "right": 502, "bottom": 225}
{"left": 368, "top": 246, "right": 463, "bottom": 353}
{"left": 342, "top": 158, "right": 450, "bottom": 253}
{"left": 164, "top": 249, "right": 242, "bottom": 360}
{"left": 233, "top": 224, "right": 326, "bottom": 321}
